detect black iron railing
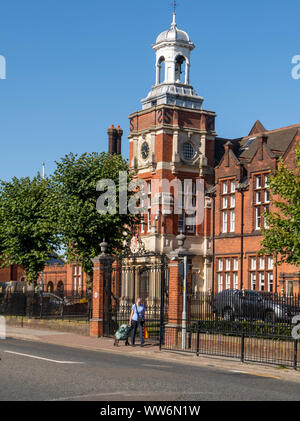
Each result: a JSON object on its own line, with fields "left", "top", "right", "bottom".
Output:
{"left": 162, "top": 289, "right": 300, "bottom": 369}
{"left": 0, "top": 291, "right": 91, "bottom": 320}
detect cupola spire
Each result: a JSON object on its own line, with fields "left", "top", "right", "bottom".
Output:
{"left": 141, "top": 9, "right": 204, "bottom": 110}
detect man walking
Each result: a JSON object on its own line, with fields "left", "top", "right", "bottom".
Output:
{"left": 129, "top": 297, "right": 145, "bottom": 347}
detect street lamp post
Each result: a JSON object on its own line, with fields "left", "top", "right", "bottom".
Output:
{"left": 182, "top": 255, "right": 188, "bottom": 350}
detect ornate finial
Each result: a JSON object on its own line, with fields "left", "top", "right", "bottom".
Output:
{"left": 176, "top": 230, "right": 186, "bottom": 250}
{"left": 100, "top": 239, "right": 108, "bottom": 255}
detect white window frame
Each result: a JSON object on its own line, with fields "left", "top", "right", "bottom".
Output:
{"left": 222, "top": 211, "right": 227, "bottom": 233}
{"left": 264, "top": 174, "right": 269, "bottom": 188}
{"left": 233, "top": 258, "right": 238, "bottom": 271}
{"left": 264, "top": 190, "right": 270, "bottom": 203}
{"left": 259, "top": 257, "right": 265, "bottom": 270}
{"left": 268, "top": 256, "right": 273, "bottom": 270}
{"left": 230, "top": 210, "right": 235, "bottom": 232}
{"left": 250, "top": 257, "right": 256, "bottom": 270}
{"left": 256, "top": 175, "right": 262, "bottom": 189}
{"left": 233, "top": 272, "right": 238, "bottom": 289}
{"left": 225, "top": 273, "right": 231, "bottom": 289}
{"left": 230, "top": 195, "right": 235, "bottom": 208}
{"left": 250, "top": 272, "right": 256, "bottom": 290}
{"left": 255, "top": 207, "right": 261, "bottom": 230}
{"left": 141, "top": 214, "right": 145, "bottom": 233}
{"left": 267, "top": 272, "right": 273, "bottom": 292}
{"left": 218, "top": 259, "right": 223, "bottom": 271}
{"left": 259, "top": 272, "right": 265, "bottom": 291}
{"left": 147, "top": 210, "right": 151, "bottom": 232}
{"left": 230, "top": 180, "right": 236, "bottom": 193}
{"left": 222, "top": 196, "right": 228, "bottom": 209}
{"left": 256, "top": 191, "right": 261, "bottom": 204}
{"left": 218, "top": 274, "right": 223, "bottom": 292}
{"left": 222, "top": 181, "right": 228, "bottom": 194}
{"left": 225, "top": 258, "right": 231, "bottom": 271}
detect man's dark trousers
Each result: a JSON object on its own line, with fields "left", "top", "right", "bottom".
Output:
{"left": 131, "top": 320, "right": 145, "bottom": 345}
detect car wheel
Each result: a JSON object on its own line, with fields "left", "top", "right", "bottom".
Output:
{"left": 264, "top": 311, "right": 275, "bottom": 323}
{"left": 223, "top": 308, "right": 234, "bottom": 321}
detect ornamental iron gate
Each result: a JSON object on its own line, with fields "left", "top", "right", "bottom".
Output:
{"left": 101, "top": 250, "right": 169, "bottom": 346}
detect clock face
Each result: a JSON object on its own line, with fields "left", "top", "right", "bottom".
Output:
{"left": 141, "top": 141, "right": 150, "bottom": 160}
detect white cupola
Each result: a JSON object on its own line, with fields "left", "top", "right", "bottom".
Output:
{"left": 141, "top": 12, "right": 203, "bottom": 110}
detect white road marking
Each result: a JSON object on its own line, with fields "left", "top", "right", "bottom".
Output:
{"left": 4, "top": 350, "right": 84, "bottom": 364}
{"left": 142, "top": 364, "right": 172, "bottom": 368}
{"left": 51, "top": 390, "right": 215, "bottom": 401}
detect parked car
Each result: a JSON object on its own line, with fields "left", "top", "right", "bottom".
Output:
{"left": 212, "top": 289, "right": 300, "bottom": 323}
{"left": 38, "top": 292, "right": 65, "bottom": 316}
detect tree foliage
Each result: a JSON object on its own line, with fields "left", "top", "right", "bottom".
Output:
{"left": 0, "top": 175, "right": 59, "bottom": 283}
{"left": 260, "top": 145, "right": 300, "bottom": 265}
{"left": 53, "top": 152, "right": 137, "bottom": 285}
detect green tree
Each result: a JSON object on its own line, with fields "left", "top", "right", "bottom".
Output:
{"left": 53, "top": 152, "right": 137, "bottom": 288}
{"left": 0, "top": 175, "right": 60, "bottom": 283}
{"left": 260, "top": 145, "right": 300, "bottom": 265}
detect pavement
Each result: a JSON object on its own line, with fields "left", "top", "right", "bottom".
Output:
{"left": 3, "top": 325, "right": 300, "bottom": 384}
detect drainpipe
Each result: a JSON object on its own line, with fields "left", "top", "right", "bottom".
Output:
{"left": 240, "top": 190, "right": 244, "bottom": 289}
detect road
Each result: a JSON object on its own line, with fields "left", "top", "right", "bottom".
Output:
{"left": 0, "top": 338, "right": 299, "bottom": 401}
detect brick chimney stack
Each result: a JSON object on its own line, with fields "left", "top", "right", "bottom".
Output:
{"left": 108, "top": 124, "right": 123, "bottom": 155}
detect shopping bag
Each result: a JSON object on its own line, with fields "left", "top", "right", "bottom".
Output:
{"left": 144, "top": 325, "right": 149, "bottom": 340}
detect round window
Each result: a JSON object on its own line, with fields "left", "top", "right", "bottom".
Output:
{"left": 182, "top": 142, "right": 195, "bottom": 160}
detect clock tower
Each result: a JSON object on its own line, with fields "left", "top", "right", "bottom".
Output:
{"left": 128, "top": 12, "right": 217, "bottom": 292}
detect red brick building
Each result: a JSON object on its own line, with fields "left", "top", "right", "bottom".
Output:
{"left": 0, "top": 257, "right": 87, "bottom": 297}
{"left": 123, "top": 13, "right": 300, "bottom": 300}
{"left": 213, "top": 122, "right": 300, "bottom": 295}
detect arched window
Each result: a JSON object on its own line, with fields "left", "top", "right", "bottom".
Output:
{"left": 47, "top": 281, "right": 54, "bottom": 293}
{"left": 56, "top": 281, "right": 64, "bottom": 298}
{"left": 157, "top": 56, "right": 165, "bottom": 84}
{"left": 175, "top": 55, "right": 186, "bottom": 84}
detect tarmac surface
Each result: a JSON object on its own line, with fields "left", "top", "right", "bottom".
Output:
{"left": 0, "top": 327, "right": 299, "bottom": 401}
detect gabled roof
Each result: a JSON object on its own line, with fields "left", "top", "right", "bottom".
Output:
{"left": 248, "top": 120, "right": 266, "bottom": 136}
{"left": 215, "top": 123, "right": 300, "bottom": 168}
{"left": 239, "top": 124, "right": 300, "bottom": 161}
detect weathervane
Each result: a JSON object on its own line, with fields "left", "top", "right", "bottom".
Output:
{"left": 171, "top": 0, "right": 178, "bottom": 25}
{"left": 173, "top": 0, "right": 177, "bottom": 14}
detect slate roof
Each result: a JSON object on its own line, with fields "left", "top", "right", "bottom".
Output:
{"left": 215, "top": 123, "right": 300, "bottom": 164}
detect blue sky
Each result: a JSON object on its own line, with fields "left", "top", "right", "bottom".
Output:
{"left": 0, "top": 0, "right": 299, "bottom": 180}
